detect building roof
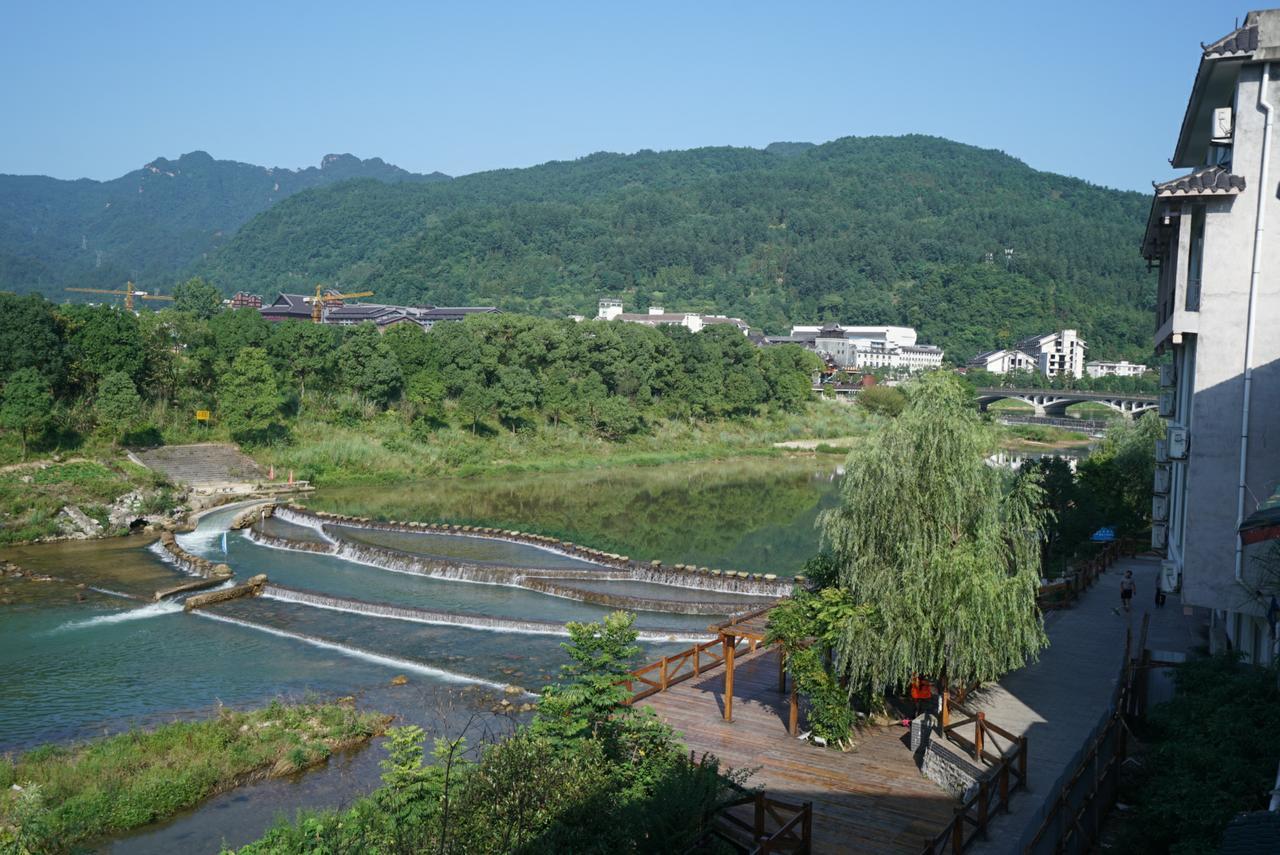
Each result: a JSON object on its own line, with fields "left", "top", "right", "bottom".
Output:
{"left": 1154, "top": 165, "right": 1247, "bottom": 197}
{"left": 1218, "top": 810, "right": 1280, "bottom": 854}
{"left": 259, "top": 293, "right": 498, "bottom": 327}
{"left": 1202, "top": 17, "right": 1260, "bottom": 58}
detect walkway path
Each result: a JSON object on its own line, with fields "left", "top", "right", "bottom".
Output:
{"left": 966, "top": 555, "right": 1205, "bottom": 853}
{"left": 642, "top": 646, "right": 956, "bottom": 853}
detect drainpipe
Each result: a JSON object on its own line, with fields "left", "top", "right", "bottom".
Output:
{"left": 1236, "top": 62, "right": 1275, "bottom": 593}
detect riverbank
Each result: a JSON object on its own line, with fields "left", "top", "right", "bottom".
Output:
{"left": 246, "top": 400, "right": 873, "bottom": 487}
{"left": 0, "top": 700, "right": 389, "bottom": 855}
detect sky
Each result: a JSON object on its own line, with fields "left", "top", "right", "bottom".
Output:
{"left": 0, "top": 0, "right": 1249, "bottom": 192}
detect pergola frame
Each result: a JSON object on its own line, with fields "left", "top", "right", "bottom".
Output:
{"left": 711, "top": 606, "right": 801, "bottom": 735}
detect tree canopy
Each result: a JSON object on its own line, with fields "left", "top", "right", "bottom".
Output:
{"left": 818, "top": 372, "right": 1049, "bottom": 691}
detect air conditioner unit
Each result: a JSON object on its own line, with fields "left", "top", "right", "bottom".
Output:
{"left": 1152, "top": 494, "right": 1170, "bottom": 522}
{"left": 1153, "top": 464, "right": 1171, "bottom": 494}
{"left": 1160, "top": 558, "right": 1181, "bottom": 593}
{"left": 1152, "top": 523, "right": 1168, "bottom": 551}
{"left": 1167, "top": 426, "right": 1190, "bottom": 459}
{"left": 1160, "top": 364, "right": 1177, "bottom": 388}
{"left": 1156, "top": 439, "right": 1169, "bottom": 464}
{"left": 1158, "top": 392, "right": 1176, "bottom": 418}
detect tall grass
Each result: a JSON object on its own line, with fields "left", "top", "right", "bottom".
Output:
{"left": 0, "top": 701, "right": 387, "bottom": 854}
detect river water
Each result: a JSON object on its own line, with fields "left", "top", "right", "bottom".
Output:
{"left": 0, "top": 457, "right": 842, "bottom": 853}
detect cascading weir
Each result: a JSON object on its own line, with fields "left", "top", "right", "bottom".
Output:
{"left": 271, "top": 504, "right": 799, "bottom": 600}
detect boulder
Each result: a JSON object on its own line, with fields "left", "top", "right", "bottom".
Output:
{"left": 390, "top": 675, "right": 408, "bottom": 686}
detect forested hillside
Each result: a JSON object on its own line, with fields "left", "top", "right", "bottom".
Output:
{"left": 0, "top": 151, "right": 447, "bottom": 296}
{"left": 198, "top": 136, "right": 1155, "bottom": 361}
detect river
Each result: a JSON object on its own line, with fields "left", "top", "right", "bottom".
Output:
{"left": 0, "top": 457, "right": 840, "bottom": 852}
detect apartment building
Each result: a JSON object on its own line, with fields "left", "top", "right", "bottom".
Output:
{"left": 965, "top": 329, "right": 1086, "bottom": 379}
{"left": 1085, "top": 360, "right": 1148, "bottom": 379}
{"left": 770, "top": 324, "right": 944, "bottom": 373}
{"left": 1141, "top": 9, "right": 1280, "bottom": 664}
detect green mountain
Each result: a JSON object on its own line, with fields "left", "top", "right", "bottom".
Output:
{"left": 0, "top": 151, "right": 449, "bottom": 296}
{"left": 196, "top": 136, "right": 1154, "bottom": 361}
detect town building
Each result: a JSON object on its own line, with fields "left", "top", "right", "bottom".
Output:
{"left": 966, "top": 348, "right": 1037, "bottom": 376}
{"left": 965, "top": 329, "right": 1086, "bottom": 379}
{"left": 228, "top": 291, "right": 263, "bottom": 309}
{"left": 1141, "top": 9, "right": 1280, "bottom": 664}
{"left": 259, "top": 292, "right": 499, "bottom": 330}
{"left": 1085, "top": 360, "right": 1149, "bottom": 379}
{"left": 595, "top": 299, "right": 751, "bottom": 335}
{"left": 767, "top": 324, "right": 944, "bottom": 373}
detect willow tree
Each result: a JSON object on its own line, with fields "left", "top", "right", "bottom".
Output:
{"left": 820, "top": 372, "right": 1048, "bottom": 693}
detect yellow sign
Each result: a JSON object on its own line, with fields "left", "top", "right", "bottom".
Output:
{"left": 195, "top": 410, "right": 210, "bottom": 422}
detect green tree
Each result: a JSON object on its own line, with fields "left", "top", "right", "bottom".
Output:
{"left": 0, "top": 368, "right": 53, "bottom": 456}
{"left": 1077, "top": 412, "right": 1164, "bottom": 537}
{"left": 533, "top": 611, "right": 642, "bottom": 749}
{"left": 820, "top": 372, "right": 1049, "bottom": 693}
{"left": 94, "top": 371, "right": 142, "bottom": 444}
{"left": 172, "top": 277, "right": 223, "bottom": 320}
{"left": 218, "top": 347, "right": 284, "bottom": 444}
{"left": 456, "top": 383, "right": 494, "bottom": 434}
{"left": 59, "top": 304, "right": 147, "bottom": 392}
{"left": 266, "top": 320, "right": 336, "bottom": 403}
{"left": 855, "top": 384, "right": 907, "bottom": 417}
{"left": 0, "top": 294, "right": 65, "bottom": 390}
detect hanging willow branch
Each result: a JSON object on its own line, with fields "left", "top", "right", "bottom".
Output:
{"left": 820, "top": 373, "right": 1049, "bottom": 694}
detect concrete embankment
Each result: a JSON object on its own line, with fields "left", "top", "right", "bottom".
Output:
{"left": 261, "top": 584, "right": 704, "bottom": 641}
{"left": 185, "top": 574, "right": 268, "bottom": 611}
{"left": 274, "top": 505, "right": 798, "bottom": 599}
{"left": 156, "top": 530, "right": 234, "bottom": 581}
{"left": 518, "top": 577, "right": 758, "bottom": 616}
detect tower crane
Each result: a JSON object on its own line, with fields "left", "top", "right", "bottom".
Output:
{"left": 303, "top": 284, "right": 374, "bottom": 323}
{"left": 66, "top": 281, "right": 174, "bottom": 312}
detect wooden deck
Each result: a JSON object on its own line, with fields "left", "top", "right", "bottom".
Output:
{"left": 641, "top": 646, "right": 957, "bottom": 854}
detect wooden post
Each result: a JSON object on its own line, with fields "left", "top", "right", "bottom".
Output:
{"left": 941, "top": 682, "right": 951, "bottom": 729}
{"left": 1018, "top": 735, "right": 1029, "bottom": 789}
{"left": 789, "top": 682, "right": 799, "bottom": 736}
{"left": 975, "top": 712, "right": 985, "bottom": 760}
{"left": 660, "top": 656, "right": 669, "bottom": 692}
{"left": 778, "top": 649, "right": 787, "bottom": 693}
{"left": 753, "top": 792, "right": 765, "bottom": 841}
{"left": 1000, "top": 759, "right": 1010, "bottom": 811}
{"left": 694, "top": 643, "right": 701, "bottom": 676}
{"left": 802, "top": 802, "right": 813, "bottom": 851}
{"left": 978, "top": 778, "right": 989, "bottom": 837}
{"left": 951, "top": 807, "right": 965, "bottom": 852}
{"left": 724, "top": 634, "right": 736, "bottom": 722}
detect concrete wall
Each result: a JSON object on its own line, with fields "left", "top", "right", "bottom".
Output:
{"left": 1176, "top": 64, "right": 1280, "bottom": 622}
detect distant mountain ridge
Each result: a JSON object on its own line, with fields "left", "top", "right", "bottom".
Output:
{"left": 195, "top": 135, "right": 1156, "bottom": 361}
{"left": 0, "top": 151, "right": 449, "bottom": 295}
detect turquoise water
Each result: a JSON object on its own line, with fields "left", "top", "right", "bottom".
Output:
{"left": 331, "top": 524, "right": 604, "bottom": 570}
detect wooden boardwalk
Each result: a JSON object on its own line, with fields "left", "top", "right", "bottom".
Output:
{"left": 641, "top": 646, "right": 957, "bottom": 854}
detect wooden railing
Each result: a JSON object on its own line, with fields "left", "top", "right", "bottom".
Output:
{"left": 1025, "top": 614, "right": 1149, "bottom": 854}
{"left": 921, "top": 705, "right": 1029, "bottom": 854}
{"left": 625, "top": 637, "right": 735, "bottom": 703}
{"left": 1036, "top": 540, "right": 1125, "bottom": 611}
{"left": 700, "top": 783, "right": 813, "bottom": 854}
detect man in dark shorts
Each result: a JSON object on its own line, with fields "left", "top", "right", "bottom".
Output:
{"left": 1120, "top": 570, "right": 1136, "bottom": 613}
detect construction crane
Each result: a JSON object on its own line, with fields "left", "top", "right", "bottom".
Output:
{"left": 67, "top": 281, "right": 175, "bottom": 312}
{"left": 303, "top": 284, "right": 374, "bottom": 323}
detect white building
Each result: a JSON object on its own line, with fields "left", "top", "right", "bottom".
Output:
{"left": 1016, "top": 329, "right": 1086, "bottom": 379}
{"left": 595, "top": 299, "right": 750, "bottom": 335}
{"left": 1085, "top": 360, "right": 1148, "bottom": 379}
{"left": 1141, "top": 9, "right": 1280, "bottom": 664}
{"left": 773, "top": 323, "right": 943, "bottom": 372}
{"left": 966, "top": 329, "right": 1087, "bottom": 379}
{"left": 966, "top": 348, "right": 1037, "bottom": 375}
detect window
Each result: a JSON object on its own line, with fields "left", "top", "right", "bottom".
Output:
{"left": 1186, "top": 206, "right": 1205, "bottom": 311}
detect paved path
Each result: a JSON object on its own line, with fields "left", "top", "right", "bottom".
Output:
{"left": 966, "top": 555, "right": 1205, "bottom": 853}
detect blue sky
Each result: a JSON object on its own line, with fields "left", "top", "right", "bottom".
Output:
{"left": 0, "top": 0, "right": 1246, "bottom": 191}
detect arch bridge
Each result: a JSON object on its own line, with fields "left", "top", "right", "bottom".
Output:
{"left": 975, "top": 388, "right": 1158, "bottom": 418}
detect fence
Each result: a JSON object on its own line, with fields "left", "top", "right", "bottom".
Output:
{"left": 921, "top": 705, "right": 1030, "bottom": 854}
{"left": 1036, "top": 541, "right": 1124, "bottom": 611}
{"left": 1021, "top": 614, "right": 1150, "bottom": 854}
{"left": 707, "top": 788, "right": 813, "bottom": 854}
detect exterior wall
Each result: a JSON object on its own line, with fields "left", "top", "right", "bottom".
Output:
{"left": 1085, "top": 361, "right": 1147, "bottom": 378}
{"left": 1163, "top": 64, "right": 1280, "bottom": 624}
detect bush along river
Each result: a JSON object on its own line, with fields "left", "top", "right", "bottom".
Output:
{"left": 0, "top": 457, "right": 841, "bottom": 853}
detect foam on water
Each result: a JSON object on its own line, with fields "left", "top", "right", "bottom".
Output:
{"left": 87, "top": 586, "right": 143, "bottom": 601}
{"left": 52, "top": 599, "right": 184, "bottom": 632}
{"left": 193, "top": 611, "right": 519, "bottom": 692}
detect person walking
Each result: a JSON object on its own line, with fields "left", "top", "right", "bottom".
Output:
{"left": 1120, "top": 570, "right": 1136, "bottom": 613}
